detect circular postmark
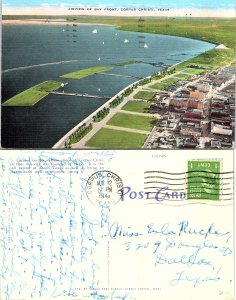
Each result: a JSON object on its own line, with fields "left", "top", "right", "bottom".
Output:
{"left": 86, "top": 170, "right": 123, "bottom": 206}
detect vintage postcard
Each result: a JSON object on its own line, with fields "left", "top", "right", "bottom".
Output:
{"left": 0, "top": 149, "right": 234, "bottom": 299}
{"left": 1, "top": 0, "right": 235, "bottom": 149}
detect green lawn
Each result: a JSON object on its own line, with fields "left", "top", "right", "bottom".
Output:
{"left": 107, "top": 112, "right": 155, "bottom": 131}
{"left": 171, "top": 48, "right": 234, "bottom": 73}
{"left": 174, "top": 73, "right": 192, "bottom": 79}
{"left": 60, "top": 66, "right": 112, "bottom": 79}
{"left": 189, "top": 49, "right": 234, "bottom": 69}
{"left": 133, "top": 91, "right": 155, "bottom": 100}
{"left": 150, "top": 77, "right": 180, "bottom": 90}
{"left": 121, "top": 101, "right": 150, "bottom": 113}
{"left": 2, "top": 81, "right": 62, "bottom": 106}
{"left": 85, "top": 128, "right": 146, "bottom": 148}
{"left": 183, "top": 68, "right": 206, "bottom": 75}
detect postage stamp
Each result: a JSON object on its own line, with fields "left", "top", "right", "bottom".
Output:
{"left": 85, "top": 170, "right": 123, "bottom": 205}
{"left": 187, "top": 161, "right": 220, "bottom": 200}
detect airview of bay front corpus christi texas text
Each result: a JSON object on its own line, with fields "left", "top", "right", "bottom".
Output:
{"left": 2, "top": 0, "right": 235, "bottom": 149}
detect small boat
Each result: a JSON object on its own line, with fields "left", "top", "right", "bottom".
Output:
{"left": 102, "top": 41, "right": 105, "bottom": 45}
{"left": 124, "top": 39, "right": 129, "bottom": 43}
{"left": 98, "top": 57, "right": 101, "bottom": 61}
{"left": 115, "top": 33, "right": 118, "bottom": 36}
{"left": 144, "top": 44, "right": 148, "bottom": 48}
{"left": 92, "top": 29, "right": 98, "bottom": 33}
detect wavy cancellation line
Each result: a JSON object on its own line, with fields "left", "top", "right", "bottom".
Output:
{"left": 144, "top": 175, "right": 233, "bottom": 181}
{"left": 144, "top": 192, "right": 233, "bottom": 202}
{"left": 144, "top": 170, "right": 234, "bottom": 175}
{"left": 147, "top": 202, "right": 233, "bottom": 206}
{"left": 146, "top": 198, "right": 233, "bottom": 203}
{"left": 144, "top": 186, "right": 232, "bottom": 191}
{"left": 144, "top": 181, "right": 231, "bottom": 186}
{"left": 143, "top": 190, "right": 233, "bottom": 197}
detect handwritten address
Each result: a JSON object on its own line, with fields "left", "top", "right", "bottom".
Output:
{"left": 109, "top": 220, "right": 232, "bottom": 288}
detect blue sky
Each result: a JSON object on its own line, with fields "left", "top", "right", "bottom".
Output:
{"left": 3, "top": 0, "right": 235, "bottom": 8}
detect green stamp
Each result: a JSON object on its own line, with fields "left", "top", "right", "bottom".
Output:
{"left": 187, "top": 161, "right": 220, "bottom": 200}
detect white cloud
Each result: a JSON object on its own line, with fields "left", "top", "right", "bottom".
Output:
{"left": 127, "top": 3, "right": 142, "bottom": 7}
{"left": 58, "top": 3, "right": 88, "bottom": 8}
{"left": 96, "top": 3, "right": 114, "bottom": 8}
{"left": 41, "top": 3, "right": 59, "bottom": 7}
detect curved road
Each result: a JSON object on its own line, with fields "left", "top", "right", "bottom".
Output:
{"left": 70, "top": 97, "right": 131, "bottom": 148}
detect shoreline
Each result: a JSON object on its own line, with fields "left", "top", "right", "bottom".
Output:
{"left": 3, "top": 18, "right": 221, "bottom": 52}
{"left": 52, "top": 78, "right": 144, "bottom": 148}
{"left": 52, "top": 52, "right": 213, "bottom": 149}
{"left": 3, "top": 19, "right": 219, "bottom": 49}
{"left": 2, "top": 18, "right": 219, "bottom": 46}
{"left": 2, "top": 19, "right": 115, "bottom": 26}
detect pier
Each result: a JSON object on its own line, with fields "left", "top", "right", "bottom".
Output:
{"left": 50, "top": 91, "right": 110, "bottom": 99}
{"left": 98, "top": 72, "right": 144, "bottom": 80}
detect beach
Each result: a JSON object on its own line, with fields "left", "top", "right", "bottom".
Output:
{"left": 2, "top": 19, "right": 114, "bottom": 26}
